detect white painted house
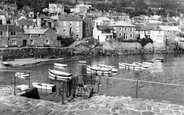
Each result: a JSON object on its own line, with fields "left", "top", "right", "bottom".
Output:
{"left": 93, "top": 17, "right": 111, "bottom": 27}
{"left": 136, "top": 25, "right": 165, "bottom": 49}
{"left": 93, "top": 25, "right": 114, "bottom": 43}
{"left": 93, "top": 17, "right": 113, "bottom": 43}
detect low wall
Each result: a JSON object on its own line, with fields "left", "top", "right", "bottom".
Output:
{"left": 0, "top": 47, "right": 74, "bottom": 61}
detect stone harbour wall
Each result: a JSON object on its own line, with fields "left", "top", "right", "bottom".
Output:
{"left": 0, "top": 86, "right": 184, "bottom": 115}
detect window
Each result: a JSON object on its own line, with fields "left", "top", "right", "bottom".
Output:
{"left": 10, "top": 31, "right": 16, "bottom": 36}
{"left": 119, "top": 33, "right": 122, "bottom": 36}
{"left": 124, "top": 28, "right": 126, "bottom": 31}
{"left": 63, "top": 21, "right": 66, "bottom": 26}
{"left": 38, "top": 34, "right": 41, "bottom": 37}
{"left": 12, "top": 40, "right": 17, "bottom": 45}
{"left": 130, "top": 34, "right": 132, "bottom": 37}
{"left": 30, "top": 39, "right": 34, "bottom": 45}
{"left": 76, "top": 22, "right": 79, "bottom": 26}
{"left": 63, "top": 28, "right": 66, "bottom": 32}
{"left": 158, "top": 31, "right": 161, "bottom": 34}
{"left": 70, "top": 22, "right": 73, "bottom": 26}
{"left": 46, "top": 40, "right": 49, "bottom": 44}
{"left": 0, "top": 31, "right": 3, "bottom": 36}
{"left": 76, "top": 28, "right": 79, "bottom": 33}
{"left": 119, "top": 27, "right": 121, "bottom": 30}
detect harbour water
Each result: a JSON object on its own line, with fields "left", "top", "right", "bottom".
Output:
{"left": 1, "top": 53, "right": 184, "bottom": 104}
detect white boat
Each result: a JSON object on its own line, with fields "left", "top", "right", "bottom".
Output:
{"left": 15, "top": 72, "right": 29, "bottom": 79}
{"left": 54, "top": 63, "right": 67, "bottom": 67}
{"left": 153, "top": 57, "right": 164, "bottom": 63}
{"left": 98, "top": 64, "right": 118, "bottom": 73}
{"left": 54, "top": 66, "right": 66, "bottom": 70}
{"left": 119, "top": 62, "right": 130, "bottom": 68}
{"left": 98, "top": 64, "right": 114, "bottom": 68}
{"left": 86, "top": 65, "right": 112, "bottom": 75}
{"left": 1, "top": 61, "right": 11, "bottom": 67}
{"left": 79, "top": 60, "right": 87, "bottom": 64}
{"left": 32, "top": 82, "right": 56, "bottom": 93}
{"left": 48, "top": 69, "right": 72, "bottom": 81}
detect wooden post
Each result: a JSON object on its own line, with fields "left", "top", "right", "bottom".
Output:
{"left": 136, "top": 80, "right": 139, "bottom": 98}
{"left": 14, "top": 76, "right": 16, "bottom": 95}
{"left": 28, "top": 71, "right": 31, "bottom": 88}
{"left": 62, "top": 82, "right": 65, "bottom": 104}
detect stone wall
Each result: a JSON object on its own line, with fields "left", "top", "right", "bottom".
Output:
{"left": 0, "top": 47, "right": 73, "bottom": 60}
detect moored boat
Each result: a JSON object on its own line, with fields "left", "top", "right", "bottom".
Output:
{"left": 54, "top": 66, "right": 66, "bottom": 70}
{"left": 98, "top": 64, "right": 118, "bottom": 73}
{"left": 48, "top": 69, "right": 72, "bottom": 81}
{"left": 86, "top": 65, "right": 112, "bottom": 75}
{"left": 54, "top": 63, "right": 67, "bottom": 67}
{"left": 79, "top": 60, "right": 87, "bottom": 64}
{"left": 32, "top": 82, "right": 56, "bottom": 93}
{"left": 1, "top": 61, "right": 11, "bottom": 67}
{"left": 119, "top": 62, "right": 130, "bottom": 68}
{"left": 15, "top": 72, "right": 29, "bottom": 79}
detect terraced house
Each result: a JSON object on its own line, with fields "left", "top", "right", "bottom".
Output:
{"left": 22, "top": 28, "right": 58, "bottom": 47}
{"left": 56, "top": 14, "right": 83, "bottom": 40}
{"left": 0, "top": 25, "right": 23, "bottom": 47}
{"left": 111, "top": 21, "right": 136, "bottom": 40}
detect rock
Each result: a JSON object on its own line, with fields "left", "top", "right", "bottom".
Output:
{"left": 161, "top": 109, "right": 174, "bottom": 115}
{"left": 170, "top": 105, "right": 179, "bottom": 111}
{"left": 126, "top": 109, "right": 141, "bottom": 115}
{"left": 75, "top": 109, "right": 97, "bottom": 115}
{"left": 96, "top": 109, "right": 111, "bottom": 114}
{"left": 142, "top": 111, "right": 154, "bottom": 115}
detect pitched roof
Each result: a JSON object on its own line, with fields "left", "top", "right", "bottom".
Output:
{"left": 18, "top": 18, "right": 34, "bottom": 26}
{"left": 0, "top": 25, "right": 23, "bottom": 32}
{"left": 110, "top": 12, "right": 129, "bottom": 16}
{"left": 112, "top": 21, "right": 135, "bottom": 27}
{"left": 24, "top": 28, "right": 49, "bottom": 34}
{"left": 135, "top": 25, "right": 162, "bottom": 31}
{"left": 97, "top": 25, "right": 114, "bottom": 31}
{"left": 159, "top": 26, "right": 180, "bottom": 31}
{"left": 58, "top": 14, "right": 83, "bottom": 21}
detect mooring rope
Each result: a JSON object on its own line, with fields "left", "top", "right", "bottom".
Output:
{"left": 106, "top": 77, "right": 184, "bottom": 87}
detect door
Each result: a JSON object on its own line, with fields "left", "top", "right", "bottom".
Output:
{"left": 23, "top": 40, "right": 27, "bottom": 47}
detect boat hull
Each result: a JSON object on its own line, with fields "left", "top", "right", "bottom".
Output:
{"left": 48, "top": 69, "right": 72, "bottom": 81}
{"left": 32, "top": 82, "right": 56, "bottom": 93}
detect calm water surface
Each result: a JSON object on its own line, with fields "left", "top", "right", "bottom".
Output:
{"left": 1, "top": 54, "right": 184, "bottom": 104}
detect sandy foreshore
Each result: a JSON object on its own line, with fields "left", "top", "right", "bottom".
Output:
{"left": 0, "top": 58, "right": 64, "bottom": 68}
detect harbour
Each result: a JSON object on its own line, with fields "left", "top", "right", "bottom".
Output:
{"left": 1, "top": 53, "right": 184, "bottom": 104}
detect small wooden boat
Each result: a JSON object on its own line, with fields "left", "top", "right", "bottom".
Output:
{"left": 98, "top": 64, "right": 114, "bottom": 68}
{"left": 48, "top": 69, "right": 72, "bottom": 81}
{"left": 1, "top": 61, "right": 11, "bottom": 67}
{"left": 86, "top": 65, "right": 112, "bottom": 75}
{"left": 15, "top": 72, "right": 29, "bottom": 79}
{"left": 54, "top": 63, "right": 67, "bottom": 67}
{"left": 32, "top": 82, "right": 56, "bottom": 93}
{"left": 54, "top": 66, "right": 66, "bottom": 70}
{"left": 153, "top": 57, "right": 164, "bottom": 63}
{"left": 98, "top": 64, "right": 118, "bottom": 73}
{"left": 79, "top": 60, "right": 87, "bottom": 64}
{"left": 119, "top": 62, "right": 130, "bottom": 68}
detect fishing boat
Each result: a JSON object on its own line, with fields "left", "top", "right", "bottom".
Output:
{"left": 48, "top": 69, "right": 72, "bottom": 81}
{"left": 98, "top": 64, "right": 118, "bottom": 73}
{"left": 79, "top": 60, "right": 87, "bottom": 64}
{"left": 15, "top": 72, "right": 29, "bottom": 79}
{"left": 54, "top": 63, "right": 67, "bottom": 67}
{"left": 154, "top": 57, "right": 164, "bottom": 63}
{"left": 86, "top": 65, "right": 112, "bottom": 75}
{"left": 119, "top": 62, "right": 130, "bottom": 68}
{"left": 32, "top": 82, "right": 56, "bottom": 93}
{"left": 54, "top": 66, "right": 66, "bottom": 70}
{"left": 1, "top": 61, "right": 11, "bottom": 67}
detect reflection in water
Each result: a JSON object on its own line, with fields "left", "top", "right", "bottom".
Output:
{"left": 1, "top": 54, "right": 184, "bottom": 104}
